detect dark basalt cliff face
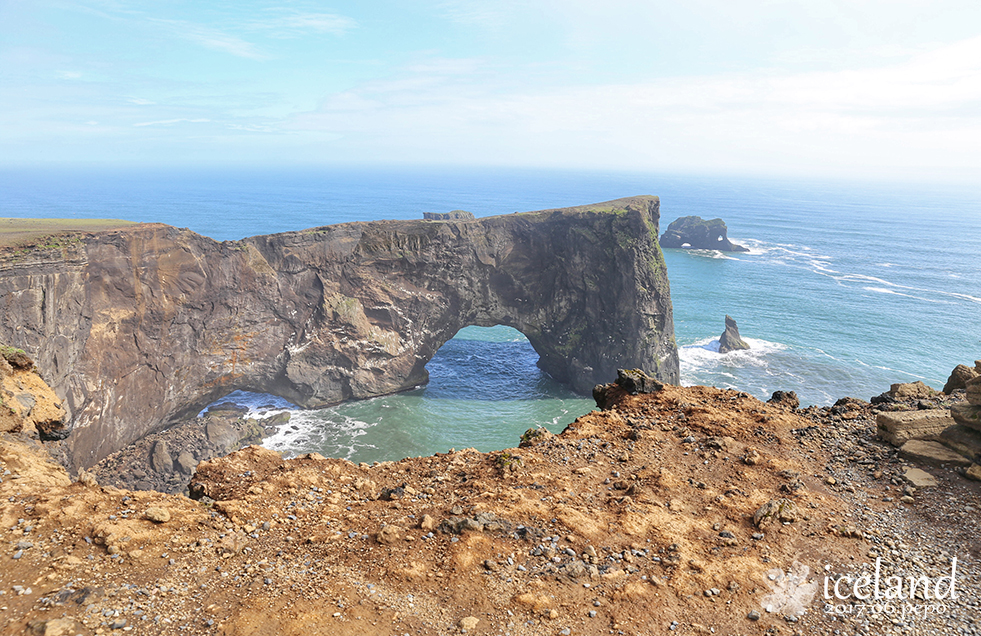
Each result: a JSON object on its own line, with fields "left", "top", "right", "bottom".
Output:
{"left": 660, "top": 215, "right": 749, "bottom": 252}
{"left": 0, "top": 196, "right": 677, "bottom": 471}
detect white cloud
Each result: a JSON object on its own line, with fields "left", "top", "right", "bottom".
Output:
{"left": 287, "top": 36, "right": 981, "bottom": 176}
{"left": 149, "top": 18, "right": 267, "bottom": 60}
{"left": 250, "top": 10, "right": 356, "bottom": 36}
{"left": 57, "top": 70, "right": 82, "bottom": 79}
{"left": 133, "top": 118, "right": 211, "bottom": 127}
{"left": 127, "top": 97, "right": 155, "bottom": 105}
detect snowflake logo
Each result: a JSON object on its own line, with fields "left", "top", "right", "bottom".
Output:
{"left": 761, "top": 561, "right": 818, "bottom": 616}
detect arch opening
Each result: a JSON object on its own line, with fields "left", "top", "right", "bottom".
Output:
{"left": 253, "top": 325, "right": 594, "bottom": 464}
{"left": 424, "top": 325, "right": 554, "bottom": 400}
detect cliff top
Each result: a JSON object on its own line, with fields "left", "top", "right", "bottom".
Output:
{"left": 4, "top": 369, "right": 979, "bottom": 635}
{"left": 0, "top": 218, "right": 138, "bottom": 248}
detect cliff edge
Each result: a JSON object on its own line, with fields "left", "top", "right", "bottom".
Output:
{"left": 0, "top": 196, "right": 678, "bottom": 471}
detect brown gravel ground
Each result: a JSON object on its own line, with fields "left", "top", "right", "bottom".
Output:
{"left": 2, "top": 384, "right": 978, "bottom": 636}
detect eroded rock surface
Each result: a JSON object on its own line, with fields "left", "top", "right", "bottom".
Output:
{"left": 659, "top": 216, "right": 749, "bottom": 252}
{"left": 0, "top": 196, "right": 678, "bottom": 471}
{"left": 718, "top": 315, "right": 751, "bottom": 353}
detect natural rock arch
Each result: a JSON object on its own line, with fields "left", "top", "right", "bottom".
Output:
{"left": 0, "top": 196, "right": 678, "bottom": 470}
{"left": 660, "top": 215, "right": 749, "bottom": 252}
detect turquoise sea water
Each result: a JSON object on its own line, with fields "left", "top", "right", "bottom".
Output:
{"left": 1, "top": 167, "right": 978, "bottom": 463}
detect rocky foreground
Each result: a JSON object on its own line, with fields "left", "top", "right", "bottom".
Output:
{"left": 2, "top": 361, "right": 980, "bottom": 636}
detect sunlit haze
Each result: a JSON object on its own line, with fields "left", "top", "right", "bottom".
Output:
{"left": 3, "top": 1, "right": 980, "bottom": 180}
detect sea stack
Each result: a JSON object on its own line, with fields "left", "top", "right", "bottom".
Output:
{"left": 719, "top": 315, "right": 751, "bottom": 353}
{"left": 659, "top": 216, "right": 749, "bottom": 252}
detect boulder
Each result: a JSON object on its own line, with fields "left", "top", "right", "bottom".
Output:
{"left": 206, "top": 402, "right": 249, "bottom": 416}
{"left": 937, "top": 424, "right": 981, "bottom": 463}
{"left": 145, "top": 506, "right": 171, "bottom": 523}
{"left": 899, "top": 440, "right": 971, "bottom": 467}
{"left": 458, "top": 617, "right": 480, "bottom": 631}
{"left": 967, "top": 376, "right": 981, "bottom": 406}
{"left": 952, "top": 403, "right": 981, "bottom": 432}
{"left": 149, "top": 440, "right": 173, "bottom": 474}
{"left": 752, "top": 498, "right": 799, "bottom": 528}
{"left": 593, "top": 368, "right": 664, "bottom": 409}
{"left": 902, "top": 468, "right": 938, "bottom": 488}
{"left": 615, "top": 368, "right": 663, "bottom": 394}
{"left": 375, "top": 525, "right": 401, "bottom": 544}
{"left": 718, "top": 315, "right": 750, "bottom": 353}
{"left": 175, "top": 451, "right": 198, "bottom": 475}
{"left": 966, "top": 464, "right": 981, "bottom": 482}
{"left": 15, "top": 393, "right": 36, "bottom": 415}
{"left": 943, "top": 364, "right": 979, "bottom": 394}
{"left": 205, "top": 420, "right": 241, "bottom": 454}
{"left": 767, "top": 390, "right": 799, "bottom": 410}
{"left": 888, "top": 381, "right": 937, "bottom": 400}
{"left": 877, "top": 410, "right": 955, "bottom": 446}
{"left": 1, "top": 346, "right": 34, "bottom": 370}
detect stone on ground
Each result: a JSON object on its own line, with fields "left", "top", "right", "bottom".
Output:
{"left": 889, "top": 381, "right": 937, "bottom": 400}
{"left": 145, "top": 507, "right": 171, "bottom": 523}
{"left": 902, "top": 468, "right": 938, "bottom": 488}
{"left": 899, "top": 440, "right": 972, "bottom": 467}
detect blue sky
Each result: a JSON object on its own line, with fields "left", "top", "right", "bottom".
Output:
{"left": 2, "top": 1, "right": 980, "bottom": 179}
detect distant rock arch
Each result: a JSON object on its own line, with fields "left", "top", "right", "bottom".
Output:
{"left": 660, "top": 216, "right": 748, "bottom": 252}
{"left": 0, "top": 197, "right": 678, "bottom": 470}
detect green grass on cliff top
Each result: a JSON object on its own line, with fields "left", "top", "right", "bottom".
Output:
{"left": 0, "top": 218, "right": 137, "bottom": 247}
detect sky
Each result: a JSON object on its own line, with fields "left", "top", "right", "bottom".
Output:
{"left": 2, "top": 0, "right": 981, "bottom": 180}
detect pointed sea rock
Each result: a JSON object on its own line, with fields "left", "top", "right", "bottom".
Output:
{"left": 718, "top": 315, "right": 750, "bottom": 354}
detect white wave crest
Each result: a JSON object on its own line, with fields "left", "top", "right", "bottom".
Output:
{"left": 262, "top": 410, "right": 375, "bottom": 460}
{"left": 198, "top": 389, "right": 296, "bottom": 418}
{"left": 679, "top": 336, "right": 788, "bottom": 381}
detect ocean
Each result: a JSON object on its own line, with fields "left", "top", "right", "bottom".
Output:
{"left": 1, "top": 166, "right": 978, "bottom": 463}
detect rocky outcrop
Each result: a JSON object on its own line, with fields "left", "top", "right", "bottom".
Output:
{"left": 877, "top": 410, "right": 955, "bottom": 446}
{"left": 767, "top": 390, "right": 799, "bottom": 410}
{"left": 0, "top": 347, "right": 66, "bottom": 441}
{"left": 92, "top": 404, "right": 276, "bottom": 493}
{"left": 0, "top": 196, "right": 678, "bottom": 471}
{"left": 659, "top": 216, "right": 749, "bottom": 252}
{"left": 592, "top": 368, "right": 664, "bottom": 409}
{"left": 943, "top": 363, "right": 979, "bottom": 394}
{"left": 718, "top": 315, "right": 751, "bottom": 353}
{"left": 952, "top": 376, "right": 981, "bottom": 431}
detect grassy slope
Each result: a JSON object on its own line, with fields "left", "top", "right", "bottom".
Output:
{"left": 0, "top": 218, "right": 138, "bottom": 247}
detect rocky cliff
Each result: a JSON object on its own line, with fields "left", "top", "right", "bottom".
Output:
{"left": 0, "top": 196, "right": 677, "bottom": 471}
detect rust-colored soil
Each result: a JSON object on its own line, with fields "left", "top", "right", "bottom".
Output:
{"left": 2, "top": 384, "right": 978, "bottom": 635}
